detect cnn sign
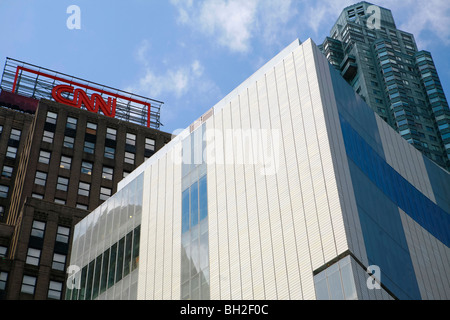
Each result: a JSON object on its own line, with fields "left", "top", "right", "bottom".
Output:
{"left": 52, "top": 85, "right": 116, "bottom": 118}
{"left": 11, "top": 65, "right": 153, "bottom": 127}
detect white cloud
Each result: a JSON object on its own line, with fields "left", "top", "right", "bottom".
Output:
{"left": 128, "top": 40, "right": 211, "bottom": 99}
{"left": 170, "top": 0, "right": 300, "bottom": 53}
{"left": 392, "top": 0, "right": 450, "bottom": 48}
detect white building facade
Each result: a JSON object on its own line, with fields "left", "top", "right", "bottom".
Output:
{"left": 66, "top": 39, "right": 450, "bottom": 300}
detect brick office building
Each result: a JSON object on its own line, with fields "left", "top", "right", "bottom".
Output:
{"left": 0, "top": 58, "right": 172, "bottom": 300}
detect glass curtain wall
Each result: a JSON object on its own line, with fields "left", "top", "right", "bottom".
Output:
{"left": 66, "top": 173, "right": 144, "bottom": 300}
{"left": 181, "top": 123, "right": 210, "bottom": 300}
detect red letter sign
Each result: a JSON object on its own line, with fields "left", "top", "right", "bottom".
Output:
{"left": 52, "top": 85, "right": 116, "bottom": 118}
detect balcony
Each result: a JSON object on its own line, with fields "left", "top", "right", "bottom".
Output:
{"left": 340, "top": 55, "right": 358, "bottom": 82}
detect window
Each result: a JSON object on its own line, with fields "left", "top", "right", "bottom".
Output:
{"left": 126, "top": 133, "right": 136, "bottom": 146}
{"left": 0, "top": 272, "right": 7, "bottom": 291}
{"left": 0, "top": 185, "right": 9, "bottom": 198}
{"left": 31, "top": 220, "right": 46, "bottom": 238}
{"left": 86, "top": 122, "right": 97, "bottom": 134}
{"left": 56, "top": 176, "right": 69, "bottom": 192}
{"left": 66, "top": 117, "right": 77, "bottom": 129}
{"left": 52, "top": 253, "right": 66, "bottom": 271}
{"left": 56, "top": 226, "right": 70, "bottom": 244}
{"left": 21, "top": 275, "right": 37, "bottom": 295}
{"left": 0, "top": 206, "right": 4, "bottom": 219}
{"left": 43, "top": 131, "right": 54, "bottom": 143}
{"left": 104, "top": 146, "right": 115, "bottom": 159}
{"left": 76, "top": 203, "right": 88, "bottom": 210}
{"left": 1, "top": 165, "right": 13, "bottom": 178}
{"left": 54, "top": 198, "right": 66, "bottom": 205}
{"left": 48, "top": 281, "right": 63, "bottom": 300}
{"left": 102, "top": 166, "right": 113, "bottom": 180}
{"left": 9, "top": 128, "right": 21, "bottom": 141}
{"left": 314, "top": 256, "right": 357, "bottom": 300}
{"left": 6, "top": 146, "right": 17, "bottom": 159}
{"left": 145, "top": 138, "right": 156, "bottom": 151}
{"left": 38, "top": 150, "right": 51, "bottom": 164}
{"left": 78, "top": 182, "right": 90, "bottom": 197}
{"left": 123, "top": 171, "right": 130, "bottom": 178}
{"left": 34, "top": 171, "right": 47, "bottom": 186}
{"left": 84, "top": 141, "right": 95, "bottom": 154}
{"left": 81, "top": 161, "right": 93, "bottom": 175}
{"left": 46, "top": 111, "right": 58, "bottom": 124}
{"left": 106, "top": 128, "right": 117, "bottom": 140}
{"left": 124, "top": 152, "right": 135, "bottom": 165}
{"left": 32, "top": 193, "right": 44, "bottom": 199}
{"left": 63, "top": 136, "right": 75, "bottom": 149}
{"left": 181, "top": 174, "right": 209, "bottom": 300}
{"left": 0, "top": 246, "right": 7, "bottom": 258}
{"left": 26, "top": 248, "right": 41, "bottom": 266}
{"left": 60, "top": 156, "right": 72, "bottom": 170}
{"left": 100, "top": 187, "right": 112, "bottom": 201}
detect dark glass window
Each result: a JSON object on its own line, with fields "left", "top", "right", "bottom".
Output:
{"left": 1, "top": 165, "right": 13, "bottom": 178}
{"left": 31, "top": 220, "right": 46, "bottom": 238}
{"left": 78, "top": 182, "right": 90, "bottom": 197}
{"left": 38, "top": 150, "right": 51, "bottom": 164}
{"left": 46, "top": 111, "right": 58, "bottom": 124}
{"left": 43, "top": 131, "right": 54, "bottom": 143}
{"left": 102, "top": 166, "right": 113, "bottom": 180}
{"left": 0, "top": 185, "right": 8, "bottom": 198}
{"left": 84, "top": 141, "right": 95, "bottom": 154}
{"left": 48, "top": 281, "right": 63, "bottom": 300}
{"left": 21, "top": 275, "right": 36, "bottom": 295}
{"left": 104, "top": 146, "right": 115, "bottom": 159}
{"left": 60, "top": 156, "right": 72, "bottom": 170}
{"left": 81, "top": 161, "right": 93, "bottom": 175}
{"left": 34, "top": 171, "right": 47, "bottom": 186}
{"left": 64, "top": 136, "right": 75, "bottom": 148}
{"left": 66, "top": 117, "right": 78, "bottom": 129}
{"left": 6, "top": 146, "right": 17, "bottom": 159}
{"left": 57, "top": 177, "right": 69, "bottom": 192}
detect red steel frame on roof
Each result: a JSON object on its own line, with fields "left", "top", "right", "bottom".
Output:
{"left": 12, "top": 66, "right": 153, "bottom": 128}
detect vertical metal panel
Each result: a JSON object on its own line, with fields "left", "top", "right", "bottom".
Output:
{"left": 172, "top": 145, "right": 183, "bottom": 300}
{"left": 137, "top": 167, "right": 151, "bottom": 299}
{"left": 162, "top": 150, "right": 174, "bottom": 299}
{"left": 153, "top": 157, "right": 166, "bottom": 299}
{"left": 223, "top": 97, "right": 242, "bottom": 299}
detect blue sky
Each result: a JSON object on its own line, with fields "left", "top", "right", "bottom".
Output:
{"left": 1, "top": 0, "right": 450, "bottom": 134}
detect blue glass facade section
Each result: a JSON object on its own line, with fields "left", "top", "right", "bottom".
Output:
{"left": 340, "top": 115, "right": 450, "bottom": 247}
{"left": 199, "top": 175, "right": 208, "bottom": 221}
{"left": 182, "top": 189, "right": 190, "bottom": 234}
{"left": 181, "top": 123, "right": 210, "bottom": 300}
{"left": 349, "top": 160, "right": 421, "bottom": 300}
{"left": 191, "top": 181, "right": 199, "bottom": 228}
{"left": 340, "top": 114, "right": 450, "bottom": 299}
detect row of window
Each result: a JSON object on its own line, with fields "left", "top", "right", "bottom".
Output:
{"left": 38, "top": 150, "right": 116, "bottom": 178}
{"left": 19, "top": 274, "right": 64, "bottom": 299}
{"left": 33, "top": 172, "right": 112, "bottom": 201}
{"left": 43, "top": 130, "right": 140, "bottom": 164}
{"left": 1, "top": 170, "right": 126, "bottom": 204}
{"left": 44, "top": 112, "right": 156, "bottom": 152}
